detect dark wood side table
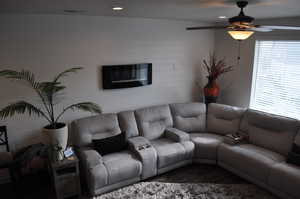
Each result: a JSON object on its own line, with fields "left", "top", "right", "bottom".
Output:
{"left": 49, "top": 155, "right": 81, "bottom": 199}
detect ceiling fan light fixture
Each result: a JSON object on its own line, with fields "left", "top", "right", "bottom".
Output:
{"left": 228, "top": 30, "right": 254, "bottom": 40}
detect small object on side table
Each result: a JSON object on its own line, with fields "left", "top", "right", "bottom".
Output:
{"left": 49, "top": 154, "right": 81, "bottom": 199}
{"left": 224, "top": 132, "right": 248, "bottom": 145}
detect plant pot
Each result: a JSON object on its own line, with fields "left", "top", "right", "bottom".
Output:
{"left": 43, "top": 123, "right": 68, "bottom": 160}
{"left": 204, "top": 79, "right": 220, "bottom": 104}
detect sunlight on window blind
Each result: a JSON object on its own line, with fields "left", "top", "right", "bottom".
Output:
{"left": 250, "top": 40, "right": 300, "bottom": 119}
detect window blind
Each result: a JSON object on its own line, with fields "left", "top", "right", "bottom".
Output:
{"left": 250, "top": 40, "right": 300, "bottom": 120}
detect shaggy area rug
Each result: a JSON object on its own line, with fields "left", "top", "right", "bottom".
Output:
{"left": 95, "top": 182, "right": 277, "bottom": 199}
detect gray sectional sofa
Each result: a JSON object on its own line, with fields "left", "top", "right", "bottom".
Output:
{"left": 71, "top": 102, "right": 300, "bottom": 199}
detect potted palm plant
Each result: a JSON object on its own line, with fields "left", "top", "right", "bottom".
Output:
{"left": 0, "top": 67, "right": 102, "bottom": 159}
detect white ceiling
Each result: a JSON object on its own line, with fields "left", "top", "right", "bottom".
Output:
{"left": 0, "top": 0, "right": 300, "bottom": 22}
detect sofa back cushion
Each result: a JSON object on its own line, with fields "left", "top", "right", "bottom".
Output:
{"left": 170, "top": 102, "right": 206, "bottom": 133}
{"left": 207, "top": 103, "right": 246, "bottom": 135}
{"left": 135, "top": 105, "right": 173, "bottom": 140}
{"left": 72, "top": 113, "right": 121, "bottom": 147}
{"left": 240, "top": 109, "right": 299, "bottom": 156}
{"left": 118, "top": 110, "right": 139, "bottom": 139}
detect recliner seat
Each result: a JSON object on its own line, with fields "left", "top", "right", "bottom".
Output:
{"left": 72, "top": 113, "right": 143, "bottom": 195}
{"left": 135, "top": 105, "right": 194, "bottom": 174}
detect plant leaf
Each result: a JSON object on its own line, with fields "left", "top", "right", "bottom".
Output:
{"left": 202, "top": 54, "right": 234, "bottom": 80}
{"left": 55, "top": 102, "right": 102, "bottom": 123}
{"left": 53, "top": 67, "right": 83, "bottom": 83}
{"left": 64, "top": 102, "right": 102, "bottom": 113}
{"left": 0, "top": 70, "right": 56, "bottom": 121}
{"left": 0, "top": 69, "right": 40, "bottom": 89}
{"left": 0, "top": 101, "right": 49, "bottom": 121}
{"left": 39, "top": 82, "right": 66, "bottom": 97}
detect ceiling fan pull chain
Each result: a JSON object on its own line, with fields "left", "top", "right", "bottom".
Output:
{"left": 237, "top": 40, "right": 241, "bottom": 66}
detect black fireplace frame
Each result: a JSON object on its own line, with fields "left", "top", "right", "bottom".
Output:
{"left": 102, "top": 63, "right": 152, "bottom": 89}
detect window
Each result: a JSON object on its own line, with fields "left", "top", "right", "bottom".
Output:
{"left": 250, "top": 40, "right": 300, "bottom": 119}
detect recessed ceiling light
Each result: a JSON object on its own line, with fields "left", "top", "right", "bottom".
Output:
{"left": 218, "top": 16, "right": 227, "bottom": 19}
{"left": 112, "top": 7, "right": 124, "bottom": 11}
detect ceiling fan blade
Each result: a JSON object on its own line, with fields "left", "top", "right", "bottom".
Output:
{"left": 250, "top": 27, "right": 273, "bottom": 32}
{"left": 186, "top": 26, "right": 227, "bottom": 30}
{"left": 258, "top": 25, "right": 300, "bottom": 31}
{"left": 179, "top": 0, "right": 238, "bottom": 8}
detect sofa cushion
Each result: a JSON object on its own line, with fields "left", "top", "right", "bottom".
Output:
{"left": 72, "top": 113, "right": 121, "bottom": 147}
{"left": 191, "top": 133, "right": 224, "bottom": 161}
{"left": 92, "top": 132, "right": 127, "bottom": 156}
{"left": 240, "top": 109, "right": 299, "bottom": 156}
{"left": 218, "top": 143, "right": 285, "bottom": 183}
{"left": 169, "top": 103, "right": 206, "bottom": 133}
{"left": 103, "top": 150, "right": 142, "bottom": 185}
{"left": 268, "top": 162, "right": 300, "bottom": 199}
{"left": 207, "top": 103, "right": 246, "bottom": 135}
{"left": 118, "top": 110, "right": 139, "bottom": 139}
{"left": 151, "top": 138, "right": 187, "bottom": 168}
{"left": 135, "top": 105, "right": 173, "bottom": 140}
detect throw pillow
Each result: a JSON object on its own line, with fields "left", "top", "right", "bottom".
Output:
{"left": 92, "top": 132, "right": 127, "bottom": 156}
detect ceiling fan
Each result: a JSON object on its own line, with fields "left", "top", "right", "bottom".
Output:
{"left": 186, "top": 0, "right": 300, "bottom": 40}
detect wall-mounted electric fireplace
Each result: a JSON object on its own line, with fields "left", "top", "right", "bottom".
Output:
{"left": 102, "top": 63, "right": 152, "bottom": 89}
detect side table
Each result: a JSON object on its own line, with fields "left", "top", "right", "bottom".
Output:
{"left": 49, "top": 155, "right": 81, "bottom": 199}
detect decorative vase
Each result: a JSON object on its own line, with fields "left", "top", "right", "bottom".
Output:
{"left": 43, "top": 123, "right": 68, "bottom": 160}
{"left": 204, "top": 78, "right": 220, "bottom": 104}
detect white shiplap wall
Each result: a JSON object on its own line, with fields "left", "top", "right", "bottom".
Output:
{"left": 0, "top": 14, "right": 214, "bottom": 150}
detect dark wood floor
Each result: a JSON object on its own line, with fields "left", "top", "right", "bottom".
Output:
{"left": 0, "top": 164, "right": 248, "bottom": 199}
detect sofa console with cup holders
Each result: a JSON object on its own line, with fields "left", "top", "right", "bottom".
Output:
{"left": 71, "top": 102, "right": 300, "bottom": 199}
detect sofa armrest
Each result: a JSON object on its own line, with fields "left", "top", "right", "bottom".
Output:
{"left": 165, "top": 127, "right": 190, "bottom": 142}
{"left": 77, "top": 148, "right": 103, "bottom": 169}
{"left": 76, "top": 148, "right": 108, "bottom": 195}
{"left": 128, "top": 136, "right": 157, "bottom": 179}
{"left": 128, "top": 136, "right": 152, "bottom": 151}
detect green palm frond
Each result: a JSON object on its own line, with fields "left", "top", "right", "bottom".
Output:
{"left": 53, "top": 67, "right": 83, "bottom": 82}
{"left": 0, "top": 69, "right": 54, "bottom": 120}
{"left": 39, "top": 81, "right": 66, "bottom": 115}
{"left": 0, "top": 67, "right": 102, "bottom": 127}
{"left": 55, "top": 102, "right": 102, "bottom": 123}
{"left": 67, "top": 102, "right": 102, "bottom": 113}
{"left": 0, "top": 69, "right": 40, "bottom": 89}
{"left": 0, "top": 101, "right": 50, "bottom": 122}
{"left": 39, "top": 81, "right": 66, "bottom": 99}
